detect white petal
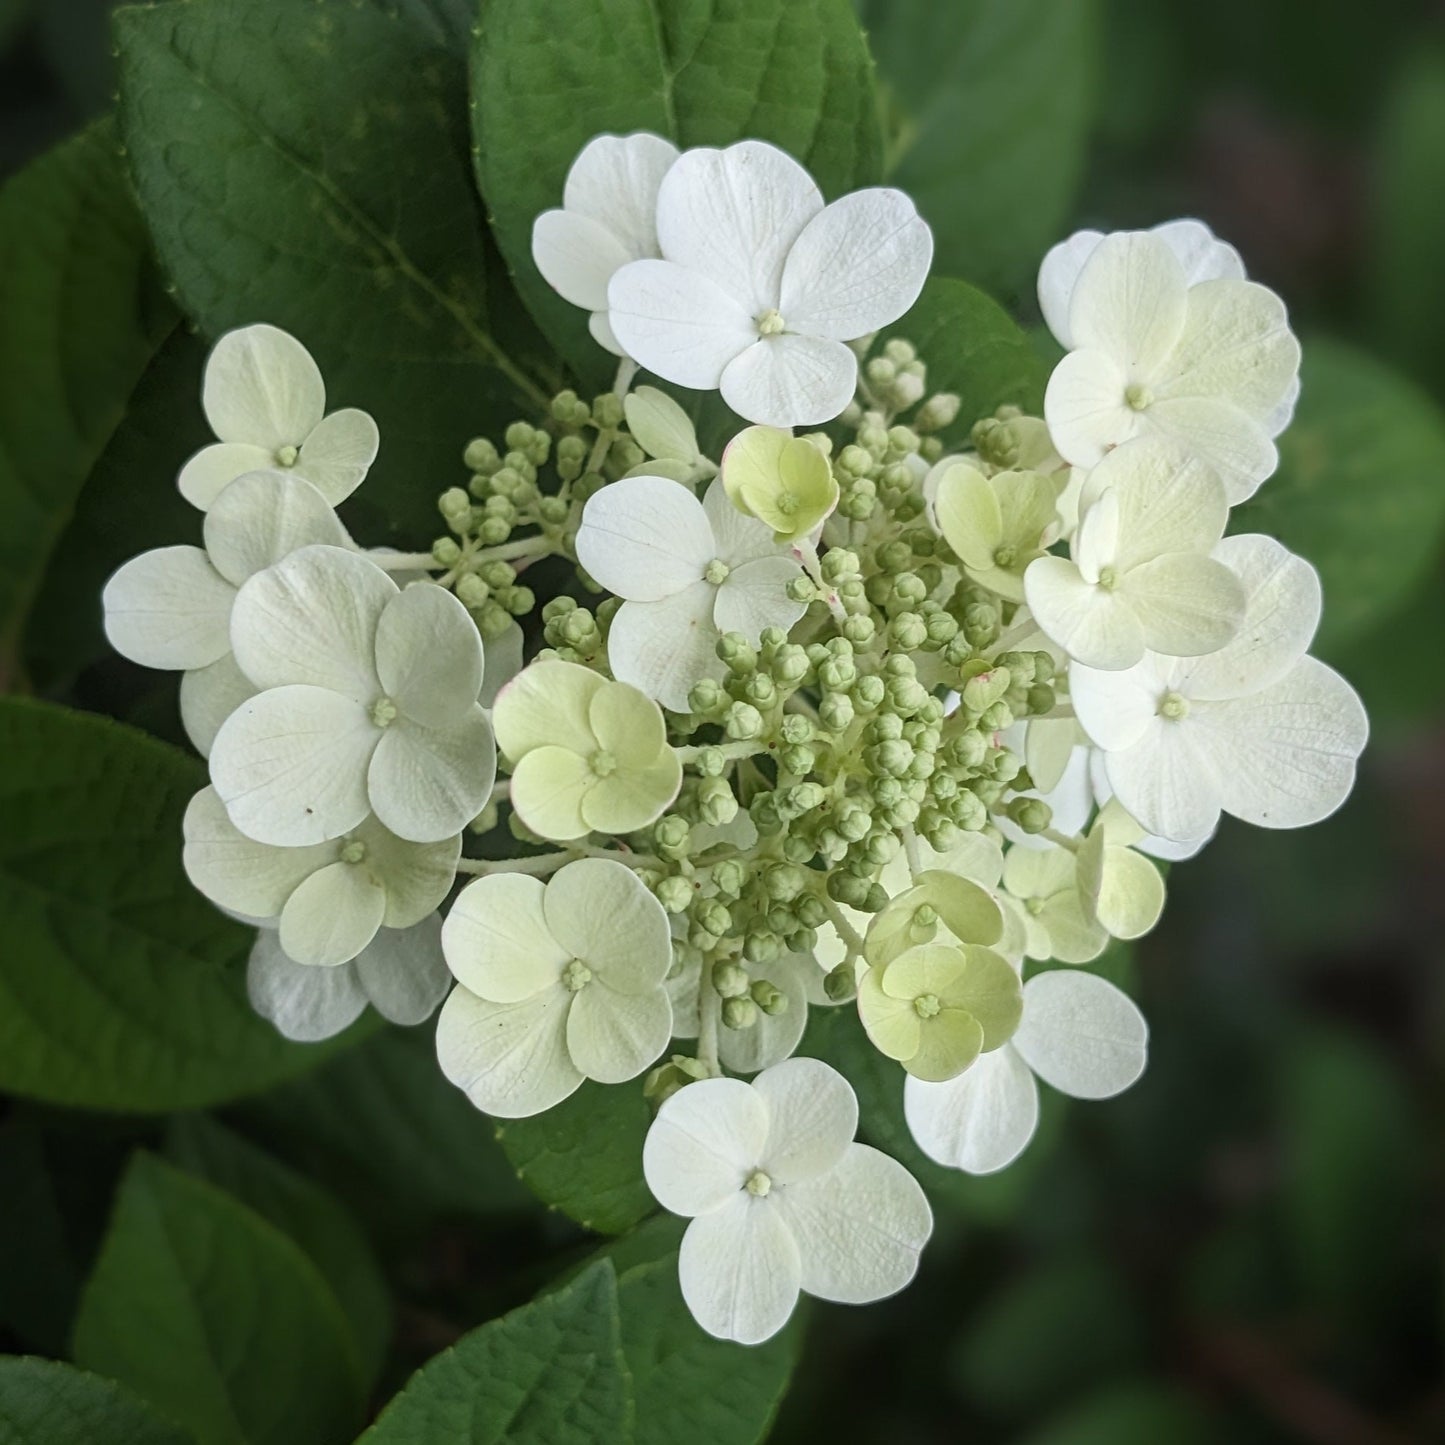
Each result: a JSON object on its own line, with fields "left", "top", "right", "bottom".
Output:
{"left": 1024, "top": 555, "right": 1144, "bottom": 670}
{"left": 1181, "top": 533, "right": 1321, "bottom": 700}
{"left": 771, "top": 1143, "right": 931, "bottom": 1303}
{"left": 1043, "top": 349, "right": 1139, "bottom": 467}
{"left": 623, "top": 385, "right": 700, "bottom": 463}
{"left": 295, "top": 408, "right": 379, "bottom": 506}
{"left": 678, "top": 1195, "right": 802, "bottom": 1345}
{"left": 375, "top": 583, "right": 483, "bottom": 727}
{"left": 544, "top": 857, "right": 672, "bottom": 993}
{"left": 904, "top": 1049, "right": 1040, "bottom": 1174}
{"left": 210, "top": 685, "right": 376, "bottom": 845}
{"left": 247, "top": 931, "right": 367, "bottom": 1042}
{"left": 717, "top": 959, "right": 810, "bottom": 1074}
{"left": 607, "top": 260, "right": 754, "bottom": 389}
{"left": 178, "top": 441, "right": 277, "bottom": 510}
{"left": 367, "top": 706, "right": 496, "bottom": 843}
{"left": 102, "top": 546, "right": 235, "bottom": 670}
{"left": 720, "top": 334, "right": 857, "bottom": 428}
{"left": 1013, "top": 970, "right": 1148, "bottom": 1099}
{"left": 180, "top": 652, "right": 259, "bottom": 757}
{"left": 352, "top": 912, "right": 450, "bottom": 1026}
{"left": 1099, "top": 441, "right": 1228, "bottom": 568}
{"left": 702, "top": 473, "right": 784, "bottom": 566}
{"left": 279, "top": 859, "right": 387, "bottom": 966}
{"left": 182, "top": 784, "right": 329, "bottom": 919}
{"left": 644, "top": 1075, "right": 769, "bottom": 1216}
{"left": 654, "top": 141, "right": 822, "bottom": 314}
{"left": 714, "top": 557, "right": 808, "bottom": 642}
{"left": 1142, "top": 395, "right": 1276, "bottom": 504}
{"left": 1068, "top": 231, "right": 1188, "bottom": 375}
{"left": 1100, "top": 714, "right": 1224, "bottom": 843}
{"left": 779, "top": 189, "right": 932, "bottom": 340}
{"left": 1069, "top": 655, "right": 1172, "bottom": 752}
{"left": 1037, "top": 229, "right": 1104, "bottom": 349}
{"left": 1088, "top": 752, "right": 1214, "bottom": 860}
{"left": 203, "top": 324, "right": 325, "bottom": 448}
{"left": 479, "top": 621, "right": 524, "bottom": 708}
{"left": 442, "top": 873, "right": 569, "bottom": 1002}
{"left": 565, "top": 981, "right": 671, "bottom": 1083}
{"left": 1152, "top": 218, "right": 1245, "bottom": 283}
{"left": 1204, "top": 656, "right": 1369, "bottom": 830}
{"left": 435, "top": 984, "right": 582, "bottom": 1119}
{"left": 229, "top": 544, "right": 394, "bottom": 698}
{"left": 606, "top": 584, "right": 723, "bottom": 712}
{"left": 353, "top": 819, "right": 460, "bottom": 930}
{"left": 532, "top": 208, "right": 634, "bottom": 310}
{"left": 1124, "top": 552, "right": 1245, "bottom": 659}
{"left": 752, "top": 1057, "right": 858, "bottom": 1185}
{"left": 203, "top": 470, "right": 349, "bottom": 587}
{"left": 589, "top": 310, "right": 625, "bottom": 357}
{"left": 562, "top": 132, "right": 678, "bottom": 257}
{"left": 574, "top": 476, "right": 714, "bottom": 600}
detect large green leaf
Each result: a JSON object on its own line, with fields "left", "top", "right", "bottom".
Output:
{"left": 114, "top": 0, "right": 551, "bottom": 542}
{"left": 590, "top": 1215, "right": 799, "bottom": 1445}
{"left": 73, "top": 1154, "right": 365, "bottom": 1445}
{"left": 239, "top": 1024, "right": 530, "bottom": 1229}
{"left": 0, "top": 698, "right": 351, "bottom": 1112}
{"left": 358, "top": 1260, "right": 631, "bottom": 1443}
{"left": 471, "top": 0, "right": 884, "bottom": 386}
{"left": 875, "top": 277, "right": 1049, "bottom": 446}
{"left": 0, "top": 119, "right": 174, "bottom": 682}
{"left": 1234, "top": 337, "right": 1445, "bottom": 654}
{"left": 860, "top": 0, "right": 1099, "bottom": 303}
{"left": 163, "top": 1116, "right": 391, "bottom": 1388}
{"left": 0, "top": 1356, "right": 193, "bottom": 1445}
{"left": 496, "top": 1080, "right": 655, "bottom": 1235}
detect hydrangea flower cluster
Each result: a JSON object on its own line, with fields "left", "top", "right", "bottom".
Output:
{"left": 103, "top": 134, "right": 1367, "bottom": 1347}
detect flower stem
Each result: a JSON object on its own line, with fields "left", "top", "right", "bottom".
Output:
{"left": 370, "top": 550, "right": 441, "bottom": 572}
{"left": 698, "top": 978, "right": 722, "bottom": 1077}
{"left": 820, "top": 894, "right": 866, "bottom": 957}
{"left": 612, "top": 357, "right": 638, "bottom": 399}
{"left": 901, "top": 823, "right": 923, "bottom": 879}
{"left": 455, "top": 851, "right": 574, "bottom": 878}
{"left": 673, "top": 739, "right": 767, "bottom": 765}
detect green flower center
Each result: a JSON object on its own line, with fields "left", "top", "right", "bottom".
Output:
{"left": 1097, "top": 564, "right": 1118, "bottom": 591}
{"left": 745, "top": 1169, "right": 772, "bottom": 1197}
{"left": 756, "top": 309, "right": 786, "bottom": 337}
{"left": 914, "top": 992, "right": 942, "bottom": 1020}
{"left": 589, "top": 748, "right": 618, "bottom": 778}
{"left": 1159, "top": 690, "right": 1190, "bottom": 721}
{"left": 1025, "top": 896, "right": 1045, "bottom": 916}
{"left": 704, "top": 558, "right": 731, "bottom": 585}
{"left": 776, "top": 489, "right": 800, "bottom": 516}
{"left": 993, "top": 543, "right": 1018, "bottom": 569}
{"left": 562, "top": 958, "right": 593, "bottom": 992}
{"left": 1124, "top": 382, "right": 1153, "bottom": 411}
{"left": 340, "top": 839, "right": 367, "bottom": 865}
{"left": 369, "top": 696, "right": 399, "bottom": 728}
{"left": 275, "top": 443, "right": 300, "bottom": 467}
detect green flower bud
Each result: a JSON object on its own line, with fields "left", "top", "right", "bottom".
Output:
{"left": 716, "top": 632, "right": 756, "bottom": 676}
{"left": 890, "top": 612, "right": 928, "bottom": 650}
{"left": 820, "top": 548, "right": 861, "bottom": 584}
{"left": 713, "top": 961, "right": 750, "bottom": 999}
{"left": 770, "top": 644, "right": 810, "bottom": 686}
{"left": 644, "top": 1053, "right": 710, "bottom": 1105}
{"left": 962, "top": 667, "right": 1011, "bottom": 714}
{"left": 693, "top": 898, "right": 732, "bottom": 938}
{"left": 655, "top": 875, "right": 694, "bottom": 913}
{"left": 828, "top": 870, "right": 872, "bottom": 907}
{"left": 875, "top": 539, "right": 913, "bottom": 574}
{"left": 979, "top": 699, "right": 1013, "bottom": 732}
{"left": 688, "top": 678, "right": 726, "bottom": 715}
{"left": 853, "top": 675, "right": 886, "bottom": 712}
{"left": 654, "top": 814, "right": 691, "bottom": 855}
{"left": 796, "top": 895, "right": 828, "bottom": 929}
{"left": 887, "top": 424, "right": 920, "bottom": 455}
{"left": 824, "top": 964, "right": 857, "bottom": 1003}
{"left": 713, "top": 859, "right": 748, "bottom": 899}
{"left": 841, "top": 613, "right": 876, "bottom": 646}
{"left": 818, "top": 692, "right": 855, "bottom": 733}
{"left": 455, "top": 573, "right": 489, "bottom": 610}
{"left": 1026, "top": 683, "right": 1056, "bottom": 716}
{"left": 818, "top": 656, "right": 858, "bottom": 692}
{"left": 463, "top": 437, "right": 500, "bottom": 473}
{"left": 764, "top": 863, "right": 807, "bottom": 903}
{"left": 915, "top": 392, "right": 961, "bottom": 432}
{"left": 1008, "top": 797, "right": 1053, "bottom": 834}
{"left": 750, "top": 980, "right": 788, "bottom": 1015}
{"left": 724, "top": 701, "right": 764, "bottom": 740}
{"left": 696, "top": 777, "right": 739, "bottom": 828}
{"left": 870, "top": 739, "right": 914, "bottom": 778}
{"left": 722, "top": 996, "right": 758, "bottom": 1030}
{"left": 741, "top": 673, "right": 777, "bottom": 708}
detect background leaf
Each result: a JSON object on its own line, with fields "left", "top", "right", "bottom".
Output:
{"left": 0, "top": 1356, "right": 193, "bottom": 1445}
{"left": 73, "top": 1154, "right": 365, "bottom": 1445}
{"left": 0, "top": 118, "right": 173, "bottom": 682}
{"left": 114, "top": 0, "right": 550, "bottom": 541}
{"left": 471, "top": 0, "right": 883, "bottom": 386}
{"left": 0, "top": 698, "right": 352, "bottom": 1112}
{"left": 357, "top": 1260, "right": 631, "bottom": 1444}
{"left": 859, "top": 0, "right": 1099, "bottom": 304}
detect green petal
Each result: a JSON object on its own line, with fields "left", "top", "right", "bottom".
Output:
{"left": 955, "top": 945, "right": 1024, "bottom": 1049}
{"left": 492, "top": 659, "right": 601, "bottom": 763}
{"left": 858, "top": 967, "right": 921, "bottom": 1062}
{"left": 508, "top": 745, "right": 594, "bottom": 842}
{"left": 933, "top": 462, "right": 999, "bottom": 570}
{"left": 904, "top": 1008, "right": 984, "bottom": 1082}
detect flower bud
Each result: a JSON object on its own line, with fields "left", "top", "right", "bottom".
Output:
{"left": 712, "top": 961, "right": 751, "bottom": 999}
{"left": 696, "top": 777, "right": 738, "bottom": 828}
{"left": 722, "top": 996, "right": 758, "bottom": 1030}
{"left": 1008, "top": 797, "right": 1053, "bottom": 834}
{"left": 644, "top": 1053, "right": 710, "bottom": 1106}
{"left": 724, "top": 701, "right": 765, "bottom": 740}
{"left": 750, "top": 980, "right": 788, "bottom": 1015}
{"left": 688, "top": 678, "right": 726, "bottom": 715}
{"left": 824, "top": 964, "right": 857, "bottom": 1002}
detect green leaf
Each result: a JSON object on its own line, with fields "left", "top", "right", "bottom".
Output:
{"left": 0, "top": 1356, "right": 193, "bottom": 1445}
{"left": 875, "top": 277, "right": 1048, "bottom": 446}
{"left": 1021, "top": 1382, "right": 1220, "bottom": 1445}
{"left": 0, "top": 698, "right": 353, "bottom": 1112}
{"left": 0, "top": 118, "right": 174, "bottom": 681}
{"left": 496, "top": 1080, "right": 655, "bottom": 1235}
{"left": 114, "top": 0, "right": 551, "bottom": 541}
{"left": 73, "top": 1153, "right": 366, "bottom": 1445}
{"left": 1233, "top": 337, "right": 1445, "bottom": 653}
{"left": 860, "top": 0, "right": 1099, "bottom": 302}
{"left": 358, "top": 1260, "right": 631, "bottom": 1444}
{"left": 239, "top": 1024, "right": 530, "bottom": 1229}
{"left": 590, "top": 1215, "right": 799, "bottom": 1445}
{"left": 163, "top": 1116, "right": 391, "bottom": 1389}
{"left": 472, "top": 0, "right": 883, "bottom": 384}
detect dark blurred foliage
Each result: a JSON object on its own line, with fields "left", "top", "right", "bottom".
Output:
{"left": 2, "top": 3, "right": 1443, "bottom": 1442}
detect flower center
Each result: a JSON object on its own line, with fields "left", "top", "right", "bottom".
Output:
{"left": 993, "top": 543, "right": 1017, "bottom": 569}
{"left": 745, "top": 1169, "right": 772, "bottom": 1197}
{"left": 275, "top": 443, "right": 300, "bottom": 467}
{"left": 369, "top": 696, "right": 399, "bottom": 728}
{"left": 1159, "top": 690, "right": 1190, "bottom": 721}
{"left": 704, "top": 558, "right": 731, "bottom": 585}
{"left": 914, "top": 992, "right": 942, "bottom": 1020}
{"left": 1123, "top": 383, "right": 1152, "bottom": 412}
{"left": 340, "top": 839, "right": 367, "bottom": 864}
{"left": 756, "top": 308, "right": 786, "bottom": 337}
{"left": 589, "top": 748, "right": 618, "bottom": 778}
{"left": 1025, "top": 896, "right": 1045, "bottom": 916}
{"left": 1097, "top": 564, "right": 1118, "bottom": 591}
{"left": 562, "top": 958, "right": 593, "bottom": 992}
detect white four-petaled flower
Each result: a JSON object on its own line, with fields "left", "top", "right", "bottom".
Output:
{"left": 608, "top": 140, "right": 932, "bottom": 427}
{"left": 644, "top": 1057, "right": 932, "bottom": 1344}
{"left": 575, "top": 476, "right": 807, "bottom": 710}
{"left": 178, "top": 324, "right": 379, "bottom": 510}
